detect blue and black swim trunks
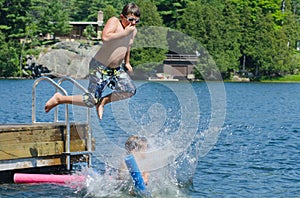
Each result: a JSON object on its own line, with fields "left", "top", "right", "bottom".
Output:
{"left": 82, "top": 58, "right": 136, "bottom": 107}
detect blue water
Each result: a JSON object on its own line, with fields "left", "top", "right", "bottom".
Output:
{"left": 0, "top": 79, "right": 299, "bottom": 197}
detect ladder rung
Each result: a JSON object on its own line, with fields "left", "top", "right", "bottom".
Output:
{"left": 64, "top": 151, "right": 92, "bottom": 156}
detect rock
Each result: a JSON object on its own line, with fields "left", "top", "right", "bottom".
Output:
{"left": 38, "top": 41, "right": 101, "bottom": 78}
{"left": 232, "top": 75, "right": 250, "bottom": 82}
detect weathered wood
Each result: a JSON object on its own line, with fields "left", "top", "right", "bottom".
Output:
{"left": 0, "top": 141, "right": 64, "bottom": 160}
{"left": 0, "top": 128, "right": 63, "bottom": 143}
{"left": 0, "top": 123, "right": 63, "bottom": 132}
{"left": 70, "top": 139, "right": 87, "bottom": 152}
{"left": 0, "top": 157, "right": 64, "bottom": 171}
{"left": 0, "top": 123, "right": 93, "bottom": 172}
{"left": 0, "top": 140, "right": 86, "bottom": 161}
{"left": 0, "top": 123, "right": 88, "bottom": 143}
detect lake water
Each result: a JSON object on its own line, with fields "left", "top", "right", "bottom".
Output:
{"left": 0, "top": 79, "right": 299, "bottom": 197}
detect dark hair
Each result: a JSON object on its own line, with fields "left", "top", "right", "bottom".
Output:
{"left": 125, "top": 135, "right": 138, "bottom": 151}
{"left": 125, "top": 135, "right": 147, "bottom": 152}
{"left": 122, "top": 3, "right": 140, "bottom": 17}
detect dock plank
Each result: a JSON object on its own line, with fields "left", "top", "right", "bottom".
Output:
{"left": 0, "top": 141, "right": 64, "bottom": 160}
{"left": 0, "top": 157, "right": 63, "bottom": 171}
{"left": 0, "top": 128, "right": 62, "bottom": 143}
{"left": 0, "top": 140, "right": 87, "bottom": 160}
{"left": 0, "top": 123, "right": 89, "bottom": 143}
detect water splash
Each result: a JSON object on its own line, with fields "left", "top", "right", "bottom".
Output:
{"left": 70, "top": 130, "right": 203, "bottom": 197}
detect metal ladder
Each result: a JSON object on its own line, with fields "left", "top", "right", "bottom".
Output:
{"left": 32, "top": 76, "right": 92, "bottom": 170}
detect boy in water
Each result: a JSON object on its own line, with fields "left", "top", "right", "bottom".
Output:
{"left": 44, "top": 3, "right": 140, "bottom": 120}
{"left": 119, "top": 135, "right": 149, "bottom": 185}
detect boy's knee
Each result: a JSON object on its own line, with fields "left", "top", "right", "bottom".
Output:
{"left": 130, "top": 87, "right": 136, "bottom": 96}
{"left": 82, "top": 93, "right": 96, "bottom": 108}
{"left": 124, "top": 91, "right": 135, "bottom": 99}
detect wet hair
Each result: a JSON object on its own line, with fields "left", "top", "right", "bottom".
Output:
{"left": 125, "top": 135, "right": 147, "bottom": 152}
{"left": 121, "top": 3, "right": 140, "bottom": 17}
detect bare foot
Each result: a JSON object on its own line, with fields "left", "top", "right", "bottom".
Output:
{"left": 96, "top": 104, "right": 104, "bottom": 120}
{"left": 45, "top": 93, "right": 61, "bottom": 113}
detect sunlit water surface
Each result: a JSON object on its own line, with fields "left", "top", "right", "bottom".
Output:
{"left": 0, "top": 80, "right": 299, "bottom": 197}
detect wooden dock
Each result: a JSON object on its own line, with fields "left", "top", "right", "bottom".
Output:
{"left": 0, "top": 123, "right": 94, "bottom": 183}
{"left": 0, "top": 76, "right": 95, "bottom": 183}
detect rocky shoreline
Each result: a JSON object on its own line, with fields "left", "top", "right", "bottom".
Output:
{"left": 36, "top": 41, "right": 101, "bottom": 79}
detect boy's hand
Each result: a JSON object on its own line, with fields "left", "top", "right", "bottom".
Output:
{"left": 125, "top": 63, "right": 133, "bottom": 74}
{"left": 124, "top": 24, "right": 136, "bottom": 35}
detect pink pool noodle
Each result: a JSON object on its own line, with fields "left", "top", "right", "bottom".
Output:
{"left": 14, "top": 173, "right": 85, "bottom": 184}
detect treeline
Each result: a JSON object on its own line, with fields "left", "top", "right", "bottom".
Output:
{"left": 0, "top": 0, "right": 300, "bottom": 79}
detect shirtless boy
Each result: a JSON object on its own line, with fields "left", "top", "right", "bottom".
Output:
{"left": 45, "top": 3, "right": 140, "bottom": 120}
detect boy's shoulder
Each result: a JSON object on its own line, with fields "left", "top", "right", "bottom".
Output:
{"left": 105, "top": 16, "right": 122, "bottom": 29}
{"left": 107, "top": 16, "right": 119, "bottom": 23}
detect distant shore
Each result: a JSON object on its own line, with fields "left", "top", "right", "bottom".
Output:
{"left": 2, "top": 74, "right": 300, "bottom": 83}
{"left": 259, "top": 75, "right": 300, "bottom": 83}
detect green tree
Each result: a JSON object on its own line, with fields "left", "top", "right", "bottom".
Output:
{"left": 219, "top": 0, "right": 242, "bottom": 77}
{"left": 86, "top": 0, "right": 107, "bottom": 21}
{"left": 272, "top": 0, "right": 297, "bottom": 77}
{"left": 178, "top": 1, "right": 227, "bottom": 79}
{"left": 83, "top": 24, "right": 97, "bottom": 40}
{"left": 103, "top": 0, "right": 127, "bottom": 13}
{"left": 155, "top": 0, "right": 188, "bottom": 28}
{"left": 0, "top": 0, "right": 32, "bottom": 39}
{"left": 41, "top": 0, "right": 71, "bottom": 40}
{"left": 0, "top": 0, "right": 34, "bottom": 76}
{"left": 0, "top": 31, "right": 20, "bottom": 77}
{"left": 69, "top": 0, "right": 119, "bottom": 22}
{"left": 102, "top": 5, "right": 117, "bottom": 22}
{"left": 1, "top": 0, "right": 300, "bottom": 78}
{"left": 237, "top": 0, "right": 299, "bottom": 77}
{"left": 130, "top": 0, "right": 167, "bottom": 75}
{"left": 253, "top": 11, "right": 280, "bottom": 76}
{"left": 29, "top": 0, "right": 71, "bottom": 41}
{"left": 292, "top": 0, "right": 300, "bottom": 18}
{"left": 69, "top": 0, "right": 92, "bottom": 21}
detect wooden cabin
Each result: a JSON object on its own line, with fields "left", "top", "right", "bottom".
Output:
{"left": 163, "top": 54, "right": 198, "bottom": 80}
{"left": 69, "top": 11, "right": 104, "bottom": 40}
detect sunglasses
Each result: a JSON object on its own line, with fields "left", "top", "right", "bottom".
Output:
{"left": 126, "top": 16, "right": 140, "bottom": 24}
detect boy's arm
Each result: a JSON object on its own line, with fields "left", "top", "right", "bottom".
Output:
{"left": 117, "top": 161, "right": 127, "bottom": 180}
{"left": 124, "top": 29, "right": 137, "bottom": 74}
{"left": 102, "top": 17, "right": 135, "bottom": 42}
{"left": 142, "top": 172, "right": 149, "bottom": 185}
{"left": 124, "top": 49, "right": 133, "bottom": 74}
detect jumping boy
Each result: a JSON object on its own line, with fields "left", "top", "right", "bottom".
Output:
{"left": 45, "top": 3, "right": 140, "bottom": 120}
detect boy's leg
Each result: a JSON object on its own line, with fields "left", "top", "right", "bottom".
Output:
{"left": 96, "top": 72, "right": 136, "bottom": 119}
{"left": 96, "top": 92, "right": 134, "bottom": 120}
{"left": 45, "top": 93, "right": 86, "bottom": 113}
